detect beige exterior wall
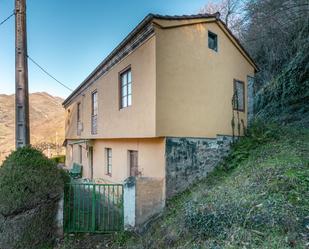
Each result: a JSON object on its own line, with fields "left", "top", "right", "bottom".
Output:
{"left": 65, "top": 35, "right": 156, "bottom": 140}
{"left": 155, "top": 20, "right": 255, "bottom": 138}
{"left": 66, "top": 138, "right": 165, "bottom": 184}
{"left": 92, "top": 138, "right": 165, "bottom": 183}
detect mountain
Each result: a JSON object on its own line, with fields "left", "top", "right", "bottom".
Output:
{"left": 0, "top": 92, "right": 65, "bottom": 163}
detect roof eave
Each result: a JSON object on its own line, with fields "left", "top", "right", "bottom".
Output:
{"left": 62, "top": 14, "right": 155, "bottom": 107}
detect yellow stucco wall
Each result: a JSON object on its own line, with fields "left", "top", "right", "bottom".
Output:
{"left": 155, "top": 20, "right": 255, "bottom": 138}
{"left": 64, "top": 19, "right": 255, "bottom": 140}
{"left": 65, "top": 35, "right": 156, "bottom": 140}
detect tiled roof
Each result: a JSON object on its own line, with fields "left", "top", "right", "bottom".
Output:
{"left": 150, "top": 13, "right": 220, "bottom": 20}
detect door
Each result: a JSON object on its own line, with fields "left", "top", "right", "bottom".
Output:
{"left": 89, "top": 147, "right": 93, "bottom": 180}
{"left": 129, "top": 150, "right": 138, "bottom": 177}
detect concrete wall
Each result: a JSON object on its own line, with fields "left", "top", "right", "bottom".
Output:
{"left": 124, "top": 177, "right": 136, "bottom": 229}
{"left": 65, "top": 35, "right": 156, "bottom": 139}
{"left": 123, "top": 177, "right": 165, "bottom": 230}
{"left": 165, "top": 136, "right": 233, "bottom": 198}
{"left": 155, "top": 19, "right": 256, "bottom": 138}
{"left": 135, "top": 177, "right": 165, "bottom": 227}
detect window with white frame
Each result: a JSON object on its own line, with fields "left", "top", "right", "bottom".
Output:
{"left": 120, "top": 68, "right": 132, "bottom": 109}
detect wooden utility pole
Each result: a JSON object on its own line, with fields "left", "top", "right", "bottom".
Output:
{"left": 15, "top": 0, "right": 30, "bottom": 148}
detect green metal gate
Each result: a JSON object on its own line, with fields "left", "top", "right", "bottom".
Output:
{"left": 64, "top": 183, "right": 124, "bottom": 233}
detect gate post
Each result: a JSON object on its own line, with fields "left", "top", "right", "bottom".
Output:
{"left": 92, "top": 184, "right": 96, "bottom": 232}
{"left": 56, "top": 193, "right": 64, "bottom": 237}
{"left": 123, "top": 177, "right": 136, "bottom": 229}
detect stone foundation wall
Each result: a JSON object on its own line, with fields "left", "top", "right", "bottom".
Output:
{"left": 165, "top": 136, "right": 233, "bottom": 198}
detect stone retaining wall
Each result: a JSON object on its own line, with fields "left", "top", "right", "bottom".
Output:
{"left": 0, "top": 197, "right": 60, "bottom": 249}
{"left": 165, "top": 136, "right": 233, "bottom": 198}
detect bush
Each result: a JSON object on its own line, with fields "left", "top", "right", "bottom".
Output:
{"left": 0, "top": 146, "right": 66, "bottom": 249}
{"left": 0, "top": 146, "right": 63, "bottom": 216}
{"left": 51, "top": 155, "right": 66, "bottom": 164}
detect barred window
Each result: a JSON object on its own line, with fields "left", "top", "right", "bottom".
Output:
{"left": 91, "top": 91, "right": 98, "bottom": 116}
{"left": 77, "top": 102, "right": 82, "bottom": 135}
{"left": 91, "top": 91, "right": 98, "bottom": 134}
{"left": 120, "top": 68, "right": 132, "bottom": 109}
{"left": 106, "top": 148, "right": 112, "bottom": 175}
{"left": 233, "top": 80, "right": 245, "bottom": 111}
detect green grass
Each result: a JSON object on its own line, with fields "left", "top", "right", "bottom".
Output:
{"left": 57, "top": 123, "right": 309, "bottom": 249}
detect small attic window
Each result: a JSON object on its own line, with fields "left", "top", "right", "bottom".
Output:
{"left": 208, "top": 31, "right": 218, "bottom": 52}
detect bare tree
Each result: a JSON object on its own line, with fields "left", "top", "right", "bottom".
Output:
{"left": 242, "top": 0, "right": 309, "bottom": 88}
{"left": 200, "top": 0, "right": 245, "bottom": 35}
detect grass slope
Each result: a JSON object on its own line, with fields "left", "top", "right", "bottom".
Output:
{"left": 58, "top": 123, "right": 309, "bottom": 249}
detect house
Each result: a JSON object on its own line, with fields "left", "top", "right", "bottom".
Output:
{"left": 63, "top": 13, "right": 257, "bottom": 224}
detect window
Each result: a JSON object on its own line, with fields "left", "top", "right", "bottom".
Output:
{"left": 106, "top": 148, "right": 112, "bottom": 175}
{"left": 77, "top": 102, "right": 81, "bottom": 122}
{"left": 70, "top": 144, "right": 73, "bottom": 161}
{"left": 78, "top": 145, "right": 82, "bottom": 164}
{"left": 233, "top": 80, "right": 245, "bottom": 111}
{"left": 120, "top": 68, "right": 132, "bottom": 109}
{"left": 91, "top": 91, "right": 98, "bottom": 134}
{"left": 77, "top": 102, "right": 81, "bottom": 135}
{"left": 208, "top": 31, "right": 218, "bottom": 51}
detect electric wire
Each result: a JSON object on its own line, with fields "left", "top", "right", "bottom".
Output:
{"left": 0, "top": 11, "right": 15, "bottom": 26}
{"left": 27, "top": 55, "right": 73, "bottom": 92}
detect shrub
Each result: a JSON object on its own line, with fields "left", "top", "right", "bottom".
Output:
{"left": 51, "top": 155, "right": 66, "bottom": 164}
{"left": 0, "top": 146, "right": 63, "bottom": 216}
{"left": 0, "top": 146, "right": 66, "bottom": 249}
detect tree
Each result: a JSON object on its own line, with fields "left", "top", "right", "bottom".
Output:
{"left": 202, "top": 0, "right": 309, "bottom": 88}
{"left": 242, "top": 0, "right": 309, "bottom": 89}
{"left": 200, "top": 0, "right": 245, "bottom": 35}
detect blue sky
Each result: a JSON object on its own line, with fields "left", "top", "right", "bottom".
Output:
{"left": 0, "top": 0, "right": 211, "bottom": 98}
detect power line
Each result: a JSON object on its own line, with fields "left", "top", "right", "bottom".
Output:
{"left": 0, "top": 11, "right": 15, "bottom": 26}
{"left": 27, "top": 55, "right": 73, "bottom": 92}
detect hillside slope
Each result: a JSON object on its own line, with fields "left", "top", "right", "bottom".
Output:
{"left": 58, "top": 124, "right": 309, "bottom": 249}
{"left": 117, "top": 125, "right": 309, "bottom": 248}
{"left": 0, "top": 92, "right": 65, "bottom": 163}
